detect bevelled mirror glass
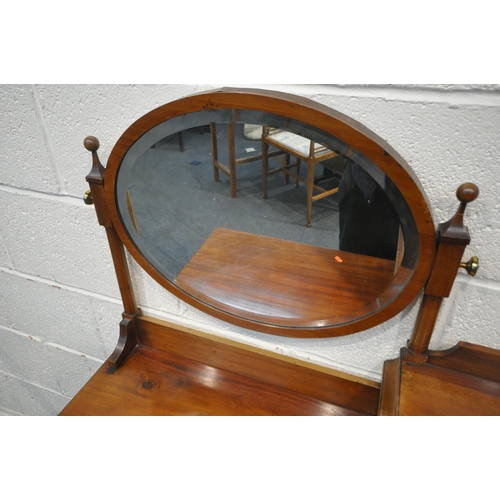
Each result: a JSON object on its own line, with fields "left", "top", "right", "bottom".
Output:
{"left": 106, "top": 88, "right": 436, "bottom": 337}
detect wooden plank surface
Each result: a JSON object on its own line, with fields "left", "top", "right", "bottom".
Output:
{"left": 378, "top": 356, "right": 402, "bottom": 416}
{"left": 138, "top": 316, "right": 380, "bottom": 415}
{"left": 428, "top": 341, "right": 500, "bottom": 383}
{"left": 60, "top": 344, "right": 366, "bottom": 416}
{"left": 399, "top": 362, "right": 500, "bottom": 416}
{"left": 175, "top": 227, "right": 409, "bottom": 328}
{"left": 379, "top": 343, "right": 500, "bottom": 416}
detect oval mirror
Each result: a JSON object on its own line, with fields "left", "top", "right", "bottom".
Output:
{"left": 105, "top": 88, "right": 436, "bottom": 337}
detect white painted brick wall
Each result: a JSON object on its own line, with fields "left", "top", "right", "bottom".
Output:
{"left": 0, "top": 271, "right": 122, "bottom": 359}
{"left": 1, "top": 84, "right": 499, "bottom": 415}
{"left": 1, "top": 85, "right": 60, "bottom": 193}
{"left": 1, "top": 189, "right": 119, "bottom": 296}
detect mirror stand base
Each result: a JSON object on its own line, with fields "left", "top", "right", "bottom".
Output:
{"left": 107, "top": 313, "right": 140, "bottom": 370}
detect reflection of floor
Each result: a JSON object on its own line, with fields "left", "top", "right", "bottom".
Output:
{"left": 127, "top": 123, "right": 340, "bottom": 279}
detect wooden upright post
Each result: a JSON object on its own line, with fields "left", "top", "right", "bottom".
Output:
{"left": 84, "top": 136, "right": 140, "bottom": 369}
{"left": 406, "top": 183, "right": 479, "bottom": 363}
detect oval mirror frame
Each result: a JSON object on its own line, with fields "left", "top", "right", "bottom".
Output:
{"left": 104, "top": 87, "right": 436, "bottom": 338}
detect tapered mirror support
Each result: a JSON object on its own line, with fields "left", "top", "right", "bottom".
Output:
{"left": 406, "top": 183, "right": 479, "bottom": 363}
{"left": 84, "top": 136, "right": 140, "bottom": 369}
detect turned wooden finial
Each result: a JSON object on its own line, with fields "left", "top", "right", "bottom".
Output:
{"left": 456, "top": 182, "right": 479, "bottom": 218}
{"left": 457, "top": 182, "right": 480, "bottom": 203}
{"left": 84, "top": 135, "right": 100, "bottom": 152}
{"left": 439, "top": 182, "right": 479, "bottom": 243}
{"left": 84, "top": 135, "right": 106, "bottom": 183}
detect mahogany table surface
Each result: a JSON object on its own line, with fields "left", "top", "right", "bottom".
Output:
{"left": 175, "top": 227, "right": 409, "bottom": 328}
{"left": 60, "top": 344, "right": 367, "bottom": 416}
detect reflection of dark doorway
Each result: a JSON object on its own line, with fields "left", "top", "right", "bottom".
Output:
{"left": 338, "top": 160, "right": 400, "bottom": 261}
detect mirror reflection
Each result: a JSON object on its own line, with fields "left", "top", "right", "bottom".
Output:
{"left": 116, "top": 108, "right": 417, "bottom": 329}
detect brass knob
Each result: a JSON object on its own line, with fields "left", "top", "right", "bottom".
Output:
{"left": 460, "top": 256, "right": 479, "bottom": 276}
{"left": 83, "top": 189, "right": 94, "bottom": 205}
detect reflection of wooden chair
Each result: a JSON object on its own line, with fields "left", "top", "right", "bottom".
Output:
{"left": 262, "top": 127, "right": 341, "bottom": 227}
{"left": 210, "top": 122, "right": 281, "bottom": 198}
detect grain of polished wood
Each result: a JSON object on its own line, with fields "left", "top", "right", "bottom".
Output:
{"left": 379, "top": 342, "right": 500, "bottom": 416}
{"left": 407, "top": 184, "right": 479, "bottom": 361}
{"left": 84, "top": 136, "right": 140, "bottom": 369}
{"left": 175, "top": 227, "right": 412, "bottom": 334}
{"left": 399, "top": 363, "right": 500, "bottom": 416}
{"left": 428, "top": 342, "right": 500, "bottom": 383}
{"left": 378, "top": 355, "right": 402, "bottom": 416}
{"left": 138, "top": 316, "right": 380, "bottom": 415}
{"left": 60, "top": 344, "right": 366, "bottom": 416}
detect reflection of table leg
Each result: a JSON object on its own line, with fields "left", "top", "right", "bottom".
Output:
{"left": 177, "top": 132, "right": 184, "bottom": 152}
{"left": 210, "top": 122, "right": 220, "bottom": 183}
{"left": 262, "top": 141, "right": 299, "bottom": 200}
{"left": 262, "top": 134, "right": 269, "bottom": 199}
{"left": 306, "top": 156, "right": 315, "bottom": 228}
{"left": 228, "top": 122, "right": 236, "bottom": 198}
{"left": 211, "top": 122, "right": 265, "bottom": 199}
{"left": 211, "top": 121, "right": 237, "bottom": 198}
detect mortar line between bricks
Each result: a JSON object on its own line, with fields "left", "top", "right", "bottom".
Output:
{"left": 0, "top": 369, "right": 72, "bottom": 401}
{"left": 0, "top": 183, "right": 85, "bottom": 206}
{"left": 43, "top": 342, "right": 105, "bottom": 364}
{"left": 31, "top": 85, "right": 67, "bottom": 195}
{"left": 0, "top": 324, "right": 105, "bottom": 364}
{"left": 0, "top": 404, "right": 23, "bottom": 416}
{"left": 0, "top": 266, "right": 122, "bottom": 305}
{"left": 4, "top": 262, "right": 500, "bottom": 300}
{"left": 454, "top": 273, "right": 500, "bottom": 292}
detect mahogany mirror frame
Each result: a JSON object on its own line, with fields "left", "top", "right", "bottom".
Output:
{"left": 103, "top": 87, "right": 437, "bottom": 338}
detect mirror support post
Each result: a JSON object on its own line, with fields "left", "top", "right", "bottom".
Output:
{"left": 84, "top": 136, "right": 140, "bottom": 370}
{"left": 406, "top": 183, "right": 479, "bottom": 364}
